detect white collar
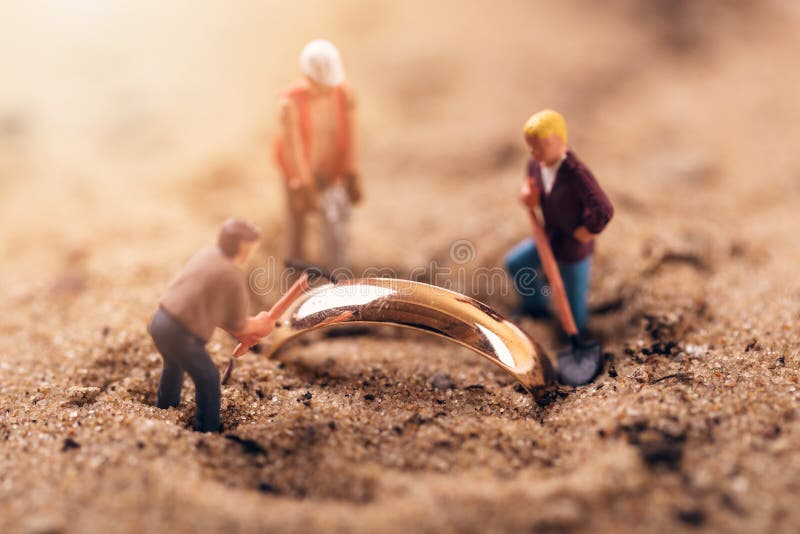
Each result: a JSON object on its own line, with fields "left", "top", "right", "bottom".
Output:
{"left": 540, "top": 153, "right": 566, "bottom": 194}
{"left": 542, "top": 153, "right": 567, "bottom": 173}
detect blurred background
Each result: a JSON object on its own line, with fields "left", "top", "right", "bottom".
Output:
{"left": 2, "top": 0, "right": 798, "bottom": 287}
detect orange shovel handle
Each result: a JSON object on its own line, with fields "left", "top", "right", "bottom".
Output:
{"left": 527, "top": 208, "right": 579, "bottom": 336}
{"left": 232, "top": 272, "right": 311, "bottom": 358}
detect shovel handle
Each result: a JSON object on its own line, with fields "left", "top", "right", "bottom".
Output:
{"left": 267, "top": 271, "right": 311, "bottom": 319}
{"left": 231, "top": 271, "right": 311, "bottom": 358}
{"left": 527, "top": 207, "right": 579, "bottom": 337}
{"left": 223, "top": 271, "right": 313, "bottom": 386}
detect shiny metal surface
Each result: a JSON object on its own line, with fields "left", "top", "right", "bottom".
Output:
{"left": 264, "top": 278, "right": 556, "bottom": 394}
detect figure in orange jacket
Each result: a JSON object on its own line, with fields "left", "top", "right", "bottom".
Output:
{"left": 274, "top": 39, "right": 361, "bottom": 270}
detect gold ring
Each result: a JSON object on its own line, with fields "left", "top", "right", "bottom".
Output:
{"left": 262, "top": 278, "right": 556, "bottom": 394}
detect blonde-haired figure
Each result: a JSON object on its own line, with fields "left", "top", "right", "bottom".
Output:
{"left": 506, "top": 110, "right": 613, "bottom": 350}
{"left": 274, "top": 39, "right": 362, "bottom": 270}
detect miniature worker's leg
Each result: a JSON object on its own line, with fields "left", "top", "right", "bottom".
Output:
{"left": 178, "top": 342, "right": 221, "bottom": 433}
{"left": 148, "top": 309, "right": 185, "bottom": 409}
{"left": 505, "top": 239, "right": 550, "bottom": 316}
{"left": 157, "top": 359, "right": 184, "bottom": 409}
{"left": 286, "top": 198, "right": 308, "bottom": 261}
{"left": 557, "top": 255, "right": 592, "bottom": 334}
{"left": 320, "top": 184, "right": 352, "bottom": 269}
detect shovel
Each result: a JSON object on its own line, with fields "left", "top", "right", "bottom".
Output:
{"left": 221, "top": 260, "right": 338, "bottom": 385}
{"left": 527, "top": 204, "right": 603, "bottom": 386}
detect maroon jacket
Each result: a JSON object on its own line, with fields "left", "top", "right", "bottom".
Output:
{"left": 527, "top": 150, "right": 614, "bottom": 263}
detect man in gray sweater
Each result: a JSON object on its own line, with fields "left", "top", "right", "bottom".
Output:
{"left": 149, "top": 218, "right": 274, "bottom": 432}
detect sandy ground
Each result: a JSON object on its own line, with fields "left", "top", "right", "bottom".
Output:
{"left": 1, "top": 1, "right": 800, "bottom": 532}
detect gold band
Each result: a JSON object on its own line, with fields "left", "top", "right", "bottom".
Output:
{"left": 262, "top": 278, "right": 556, "bottom": 394}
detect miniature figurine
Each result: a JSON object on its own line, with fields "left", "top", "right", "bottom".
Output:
{"left": 274, "top": 39, "right": 361, "bottom": 270}
{"left": 148, "top": 218, "right": 275, "bottom": 432}
{"left": 505, "top": 110, "right": 614, "bottom": 385}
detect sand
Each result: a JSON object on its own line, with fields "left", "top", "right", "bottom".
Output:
{"left": 1, "top": 1, "right": 799, "bottom": 532}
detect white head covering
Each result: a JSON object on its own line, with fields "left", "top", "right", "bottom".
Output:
{"left": 299, "top": 39, "right": 345, "bottom": 87}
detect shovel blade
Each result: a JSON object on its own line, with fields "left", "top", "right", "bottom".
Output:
{"left": 557, "top": 339, "right": 603, "bottom": 387}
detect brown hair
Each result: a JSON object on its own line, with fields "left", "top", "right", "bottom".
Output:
{"left": 218, "top": 217, "right": 261, "bottom": 258}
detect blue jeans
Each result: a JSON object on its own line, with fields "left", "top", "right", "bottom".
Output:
{"left": 505, "top": 239, "right": 592, "bottom": 334}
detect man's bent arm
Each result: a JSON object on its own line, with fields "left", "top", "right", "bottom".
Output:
{"left": 280, "top": 98, "right": 314, "bottom": 189}
{"left": 344, "top": 87, "right": 359, "bottom": 177}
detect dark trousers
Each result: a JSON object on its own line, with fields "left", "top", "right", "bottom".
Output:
{"left": 148, "top": 308, "right": 221, "bottom": 432}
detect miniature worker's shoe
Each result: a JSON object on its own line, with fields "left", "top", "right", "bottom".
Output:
{"left": 194, "top": 421, "right": 224, "bottom": 433}
{"left": 557, "top": 336, "right": 603, "bottom": 386}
